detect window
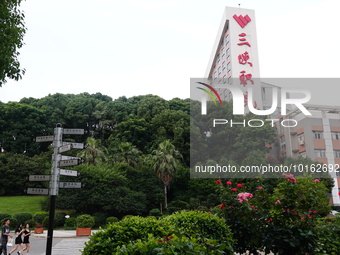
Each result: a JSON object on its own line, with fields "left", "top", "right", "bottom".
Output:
{"left": 218, "top": 66, "right": 222, "bottom": 76}
{"left": 223, "top": 75, "right": 227, "bottom": 84}
{"left": 217, "top": 54, "right": 220, "bottom": 64}
{"left": 225, "top": 35, "right": 229, "bottom": 46}
{"left": 313, "top": 131, "right": 323, "bottom": 139}
{"left": 334, "top": 150, "right": 340, "bottom": 158}
{"left": 227, "top": 62, "right": 231, "bottom": 71}
{"left": 226, "top": 48, "right": 230, "bottom": 57}
{"left": 314, "top": 149, "right": 326, "bottom": 158}
{"left": 299, "top": 151, "right": 307, "bottom": 158}
{"left": 213, "top": 71, "right": 217, "bottom": 79}
{"left": 281, "top": 144, "right": 286, "bottom": 151}
{"left": 222, "top": 61, "right": 226, "bottom": 70}
{"left": 297, "top": 134, "right": 305, "bottom": 145}
{"left": 332, "top": 132, "right": 340, "bottom": 140}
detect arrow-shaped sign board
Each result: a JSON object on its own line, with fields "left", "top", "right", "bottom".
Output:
{"left": 36, "top": 136, "right": 54, "bottom": 142}
{"left": 59, "top": 182, "right": 82, "bottom": 188}
{"left": 58, "top": 144, "right": 73, "bottom": 153}
{"left": 59, "top": 169, "right": 78, "bottom": 177}
{"left": 59, "top": 159, "right": 80, "bottom": 167}
{"left": 29, "top": 175, "right": 51, "bottom": 181}
{"left": 62, "top": 142, "right": 84, "bottom": 149}
{"left": 61, "top": 155, "right": 81, "bottom": 161}
{"left": 27, "top": 188, "right": 49, "bottom": 195}
{"left": 63, "top": 129, "right": 84, "bottom": 135}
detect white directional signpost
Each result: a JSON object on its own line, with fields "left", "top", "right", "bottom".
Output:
{"left": 36, "top": 135, "right": 54, "bottom": 142}
{"left": 27, "top": 188, "right": 49, "bottom": 195}
{"left": 59, "top": 169, "right": 79, "bottom": 177}
{"left": 32, "top": 124, "right": 85, "bottom": 255}
{"left": 58, "top": 144, "right": 73, "bottom": 153}
{"left": 59, "top": 182, "right": 82, "bottom": 188}
{"left": 29, "top": 175, "right": 51, "bottom": 182}
{"left": 62, "top": 142, "right": 84, "bottom": 149}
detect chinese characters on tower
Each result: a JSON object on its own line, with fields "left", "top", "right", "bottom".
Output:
{"left": 233, "top": 14, "right": 257, "bottom": 108}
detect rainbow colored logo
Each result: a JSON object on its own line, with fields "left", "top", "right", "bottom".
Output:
{"left": 196, "top": 82, "right": 222, "bottom": 106}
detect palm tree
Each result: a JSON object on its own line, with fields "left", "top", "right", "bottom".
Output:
{"left": 78, "top": 137, "right": 106, "bottom": 165}
{"left": 153, "top": 140, "right": 182, "bottom": 209}
{"left": 114, "top": 142, "right": 141, "bottom": 167}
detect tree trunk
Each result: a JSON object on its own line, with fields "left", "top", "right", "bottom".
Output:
{"left": 164, "top": 184, "right": 168, "bottom": 209}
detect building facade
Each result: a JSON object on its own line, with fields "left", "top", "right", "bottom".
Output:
{"left": 277, "top": 105, "right": 340, "bottom": 205}
{"left": 203, "top": 6, "right": 340, "bottom": 205}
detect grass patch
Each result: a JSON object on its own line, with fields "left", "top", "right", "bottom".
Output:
{"left": 0, "top": 196, "right": 47, "bottom": 216}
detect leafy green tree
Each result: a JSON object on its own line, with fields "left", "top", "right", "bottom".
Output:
{"left": 111, "top": 142, "right": 141, "bottom": 167}
{"left": 57, "top": 163, "right": 147, "bottom": 216}
{"left": 0, "top": 151, "right": 51, "bottom": 195}
{"left": 151, "top": 109, "right": 190, "bottom": 166}
{"left": 153, "top": 140, "right": 182, "bottom": 209}
{"left": 108, "top": 115, "right": 152, "bottom": 153}
{"left": 136, "top": 95, "right": 169, "bottom": 121}
{"left": 0, "top": 0, "right": 26, "bottom": 86}
{"left": 78, "top": 137, "right": 106, "bottom": 165}
{"left": 0, "top": 102, "right": 47, "bottom": 155}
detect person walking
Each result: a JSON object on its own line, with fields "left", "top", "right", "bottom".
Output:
{"left": 9, "top": 223, "right": 24, "bottom": 255}
{"left": 22, "top": 224, "right": 31, "bottom": 255}
{"left": 0, "top": 219, "right": 13, "bottom": 255}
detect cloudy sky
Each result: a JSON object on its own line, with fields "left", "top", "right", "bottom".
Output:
{"left": 0, "top": 0, "right": 339, "bottom": 105}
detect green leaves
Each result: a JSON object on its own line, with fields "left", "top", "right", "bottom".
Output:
{"left": 83, "top": 211, "right": 235, "bottom": 255}
{"left": 0, "top": 0, "right": 26, "bottom": 85}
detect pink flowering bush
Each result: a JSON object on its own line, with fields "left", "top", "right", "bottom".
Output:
{"left": 216, "top": 175, "right": 331, "bottom": 254}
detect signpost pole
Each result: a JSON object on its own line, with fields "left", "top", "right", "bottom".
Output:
{"left": 46, "top": 124, "right": 63, "bottom": 255}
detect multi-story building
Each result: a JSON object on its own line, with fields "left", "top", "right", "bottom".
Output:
{"left": 201, "top": 6, "right": 340, "bottom": 205}
{"left": 278, "top": 105, "right": 340, "bottom": 205}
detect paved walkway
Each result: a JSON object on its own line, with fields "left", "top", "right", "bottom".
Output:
{"left": 38, "top": 238, "right": 88, "bottom": 255}
{"left": 31, "top": 230, "right": 98, "bottom": 255}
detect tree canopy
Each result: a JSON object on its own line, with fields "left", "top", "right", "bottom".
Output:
{"left": 0, "top": 0, "right": 26, "bottom": 86}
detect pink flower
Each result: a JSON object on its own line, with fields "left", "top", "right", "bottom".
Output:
{"left": 219, "top": 203, "right": 226, "bottom": 209}
{"left": 226, "top": 181, "right": 232, "bottom": 185}
{"left": 231, "top": 188, "right": 237, "bottom": 192}
{"left": 275, "top": 200, "right": 281, "bottom": 204}
{"left": 314, "top": 179, "right": 320, "bottom": 183}
{"left": 237, "top": 183, "right": 243, "bottom": 188}
{"left": 215, "top": 180, "right": 221, "bottom": 184}
{"left": 236, "top": 192, "right": 253, "bottom": 203}
{"left": 257, "top": 186, "right": 263, "bottom": 190}
{"left": 283, "top": 173, "right": 296, "bottom": 183}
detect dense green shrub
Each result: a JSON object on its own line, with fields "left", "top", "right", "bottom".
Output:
{"left": 25, "top": 219, "right": 36, "bottom": 228}
{"left": 13, "top": 212, "right": 32, "bottom": 224}
{"left": 165, "top": 210, "right": 234, "bottom": 245}
{"left": 315, "top": 217, "right": 340, "bottom": 254}
{"left": 217, "top": 177, "right": 332, "bottom": 255}
{"left": 42, "top": 216, "right": 49, "bottom": 228}
{"left": 83, "top": 211, "right": 234, "bottom": 255}
{"left": 116, "top": 234, "right": 229, "bottom": 255}
{"left": 149, "top": 208, "right": 162, "bottom": 217}
{"left": 33, "top": 211, "right": 49, "bottom": 225}
{"left": 55, "top": 212, "right": 66, "bottom": 227}
{"left": 76, "top": 214, "right": 95, "bottom": 228}
{"left": 0, "top": 214, "right": 11, "bottom": 221}
{"left": 105, "top": 216, "right": 118, "bottom": 225}
{"left": 8, "top": 217, "right": 18, "bottom": 228}
{"left": 93, "top": 212, "right": 107, "bottom": 228}
{"left": 64, "top": 217, "right": 77, "bottom": 229}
